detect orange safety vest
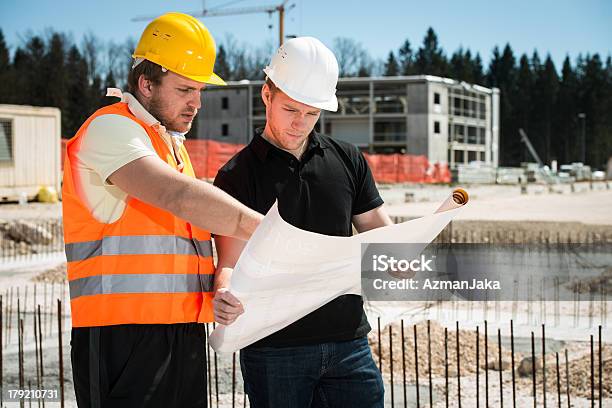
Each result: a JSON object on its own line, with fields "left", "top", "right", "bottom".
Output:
{"left": 62, "top": 102, "right": 215, "bottom": 327}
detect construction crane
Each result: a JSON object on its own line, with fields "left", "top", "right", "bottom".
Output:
{"left": 519, "top": 128, "right": 544, "bottom": 167}
{"left": 132, "top": 1, "right": 295, "bottom": 47}
{"left": 520, "top": 128, "right": 559, "bottom": 184}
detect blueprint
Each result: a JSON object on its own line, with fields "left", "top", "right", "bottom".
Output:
{"left": 209, "top": 189, "right": 468, "bottom": 353}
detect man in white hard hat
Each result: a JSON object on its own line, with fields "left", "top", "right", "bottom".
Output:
{"left": 212, "top": 37, "right": 390, "bottom": 407}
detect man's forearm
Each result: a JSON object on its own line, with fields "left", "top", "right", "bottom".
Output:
{"left": 213, "top": 266, "right": 234, "bottom": 292}
{"left": 170, "top": 179, "right": 262, "bottom": 241}
{"left": 108, "top": 156, "right": 262, "bottom": 241}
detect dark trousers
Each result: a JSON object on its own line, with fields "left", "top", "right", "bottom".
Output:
{"left": 71, "top": 323, "right": 207, "bottom": 408}
{"left": 240, "top": 336, "right": 384, "bottom": 408}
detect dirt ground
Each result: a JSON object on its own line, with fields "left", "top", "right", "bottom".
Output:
{"left": 370, "top": 320, "right": 610, "bottom": 400}
{"left": 1, "top": 182, "right": 610, "bottom": 407}
{"left": 381, "top": 182, "right": 612, "bottom": 225}
{"left": 1, "top": 181, "right": 611, "bottom": 224}
{"left": 0, "top": 202, "right": 62, "bottom": 220}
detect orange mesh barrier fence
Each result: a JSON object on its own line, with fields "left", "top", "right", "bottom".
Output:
{"left": 61, "top": 139, "right": 450, "bottom": 183}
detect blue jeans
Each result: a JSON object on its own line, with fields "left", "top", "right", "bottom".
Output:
{"left": 240, "top": 336, "right": 384, "bottom": 408}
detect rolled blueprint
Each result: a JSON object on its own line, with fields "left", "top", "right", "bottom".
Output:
{"left": 435, "top": 188, "right": 468, "bottom": 213}
{"left": 209, "top": 189, "right": 469, "bottom": 353}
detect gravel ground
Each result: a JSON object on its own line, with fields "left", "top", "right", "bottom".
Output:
{"left": 382, "top": 183, "right": 612, "bottom": 226}
{"left": 0, "top": 182, "right": 611, "bottom": 224}
{"left": 371, "top": 320, "right": 610, "bottom": 400}
{"left": 0, "top": 182, "right": 610, "bottom": 406}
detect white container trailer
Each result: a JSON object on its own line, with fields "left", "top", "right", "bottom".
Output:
{"left": 0, "top": 104, "right": 61, "bottom": 201}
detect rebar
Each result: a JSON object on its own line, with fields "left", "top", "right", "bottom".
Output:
{"left": 511, "top": 320, "right": 516, "bottom": 408}
{"left": 389, "top": 325, "right": 394, "bottom": 407}
{"left": 444, "top": 327, "right": 449, "bottom": 408}
{"left": 531, "top": 331, "right": 536, "bottom": 408}
{"left": 456, "top": 321, "right": 461, "bottom": 408}
{"left": 485, "top": 320, "right": 489, "bottom": 408}
{"left": 427, "top": 320, "right": 432, "bottom": 408}
{"left": 498, "top": 328, "right": 503, "bottom": 407}
{"left": 476, "top": 325, "right": 480, "bottom": 408}
{"left": 414, "top": 324, "right": 420, "bottom": 408}
{"left": 543, "top": 324, "right": 547, "bottom": 408}
{"left": 57, "top": 300, "right": 64, "bottom": 408}
{"left": 401, "top": 319, "right": 407, "bottom": 408}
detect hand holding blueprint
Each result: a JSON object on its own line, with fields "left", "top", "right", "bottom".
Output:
{"left": 209, "top": 189, "right": 468, "bottom": 353}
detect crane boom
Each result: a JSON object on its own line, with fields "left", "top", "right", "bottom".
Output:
{"left": 519, "top": 128, "right": 543, "bottom": 167}
{"left": 132, "top": 1, "right": 291, "bottom": 46}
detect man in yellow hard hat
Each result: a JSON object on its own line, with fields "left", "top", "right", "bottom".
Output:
{"left": 63, "top": 12, "right": 262, "bottom": 407}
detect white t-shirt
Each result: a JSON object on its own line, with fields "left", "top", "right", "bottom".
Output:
{"left": 73, "top": 91, "right": 186, "bottom": 223}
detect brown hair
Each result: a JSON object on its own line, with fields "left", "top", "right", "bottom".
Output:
{"left": 264, "top": 77, "right": 279, "bottom": 97}
{"left": 127, "top": 60, "right": 169, "bottom": 95}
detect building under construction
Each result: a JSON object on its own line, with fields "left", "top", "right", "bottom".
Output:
{"left": 197, "top": 75, "right": 500, "bottom": 169}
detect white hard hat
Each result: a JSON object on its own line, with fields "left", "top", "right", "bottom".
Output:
{"left": 263, "top": 37, "right": 339, "bottom": 112}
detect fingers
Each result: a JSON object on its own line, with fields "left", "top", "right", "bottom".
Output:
{"left": 213, "top": 288, "right": 244, "bottom": 326}
{"left": 215, "top": 310, "right": 240, "bottom": 326}
{"left": 215, "top": 290, "right": 244, "bottom": 313}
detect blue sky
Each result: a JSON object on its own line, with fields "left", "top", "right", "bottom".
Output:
{"left": 1, "top": 0, "right": 610, "bottom": 69}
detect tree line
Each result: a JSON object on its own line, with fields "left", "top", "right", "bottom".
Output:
{"left": 0, "top": 27, "right": 610, "bottom": 168}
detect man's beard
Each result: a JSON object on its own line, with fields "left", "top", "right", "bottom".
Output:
{"left": 148, "top": 94, "right": 194, "bottom": 133}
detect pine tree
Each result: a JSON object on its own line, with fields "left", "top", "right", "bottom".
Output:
{"left": 487, "top": 44, "right": 516, "bottom": 88}
{"left": 356, "top": 63, "right": 371, "bottom": 77}
{"left": 398, "top": 40, "right": 414, "bottom": 75}
{"left": 383, "top": 51, "right": 399, "bottom": 76}
{"left": 604, "top": 55, "right": 612, "bottom": 169}
{"left": 65, "top": 45, "right": 92, "bottom": 137}
{"left": 97, "top": 70, "right": 117, "bottom": 107}
{"left": 450, "top": 48, "right": 465, "bottom": 81}
{"left": 487, "top": 46, "right": 502, "bottom": 87}
{"left": 605, "top": 56, "right": 612, "bottom": 170}
{"left": 215, "top": 45, "right": 231, "bottom": 81}
{"left": 450, "top": 47, "right": 474, "bottom": 83}
{"left": 579, "top": 54, "right": 608, "bottom": 167}
{"left": 0, "top": 30, "right": 8, "bottom": 71}
{"left": 532, "top": 55, "right": 559, "bottom": 164}
{"left": 43, "top": 33, "right": 69, "bottom": 130}
{"left": 472, "top": 53, "right": 485, "bottom": 85}
{"left": 11, "top": 48, "right": 30, "bottom": 105}
{"left": 104, "top": 69, "right": 116, "bottom": 89}
{"left": 463, "top": 49, "right": 475, "bottom": 83}
{"left": 22, "top": 36, "right": 46, "bottom": 106}
{"left": 555, "top": 56, "right": 579, "bottom": 162}
{"left": 513, "top": 54, "right": 533, "bottom": 164}
{"left": 89, "top": 74, "right": 104, "bottom": 111}
{"left": 531, "top": 51, "right": 542, "bottom": 73}
{"left": 414, "top": 28, "right": 448, "bottom": 76}
{"left": 0, "top": 29, "right": 13, "bottom": 103}
{"left": 487, "top": 44, "right": 518, "bottom": 165}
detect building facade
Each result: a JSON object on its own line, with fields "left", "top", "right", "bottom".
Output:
{"left": 197, "top": 75, "right": 500, "bottom": 169}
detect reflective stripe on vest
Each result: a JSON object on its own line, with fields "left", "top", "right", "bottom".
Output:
{"left": 69, "top": 273, "right": 215, "bottom": 299}
{"left": 65, "top": 236, "right": 213, "bottom": 262}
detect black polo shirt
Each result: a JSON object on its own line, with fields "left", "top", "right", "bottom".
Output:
{"left": 213, "top": 128, "right": 384, "bottom": 348}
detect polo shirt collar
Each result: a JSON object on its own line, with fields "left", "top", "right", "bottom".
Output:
{"left": 124, "top": 92, "right": 159, "bottom": 128}
{"left": 251, "top": 128, "right": 328, "bottom": 162}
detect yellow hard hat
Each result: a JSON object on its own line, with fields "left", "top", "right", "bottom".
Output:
{"left": 37, "top": 186, "right": 59, "bottom": 203}
{"left": 133, "top": 12, "right": 226, "bottom": 85}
